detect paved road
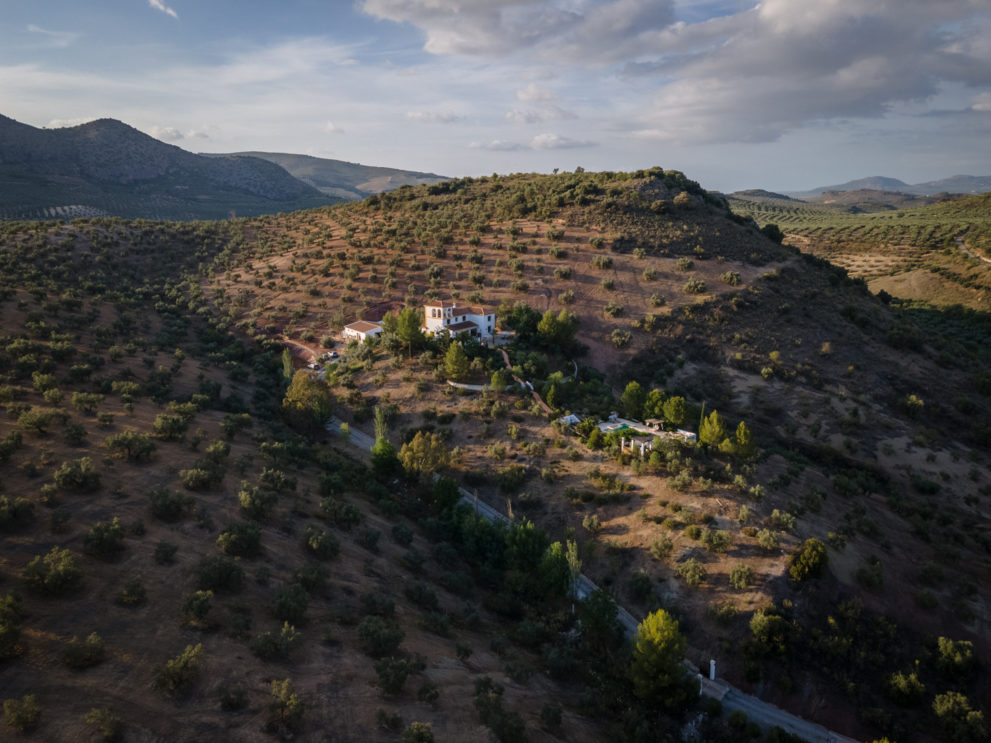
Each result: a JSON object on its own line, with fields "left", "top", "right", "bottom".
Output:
{"left": 326, "top": 418, "right": 859, "bottom": 743}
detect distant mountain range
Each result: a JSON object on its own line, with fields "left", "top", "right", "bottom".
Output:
{"left": 0, "top": 115, "right": 449, "bottom": 221}
{"left": 0, "top": 115, "right": 341, "bottom": 221}
{"left": 211, "top": 152, "right": 448, "bottom": 201}
{"left": 786, "top": 174, "right": 991, "bottom": 199}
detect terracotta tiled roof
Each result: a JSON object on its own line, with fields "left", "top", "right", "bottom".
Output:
{"left": 344, "top": 320, "right": 381, "bottom": 333}
{"left": 446, "top": 320, "right": 478, "bottom": 332}
{"left": 424, "top": 300, "right": 457, "bottom": 308}
{"left": 467, "top": 305, "right": 492, "bottom": 315}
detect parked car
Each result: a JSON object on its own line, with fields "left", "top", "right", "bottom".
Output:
{"left": 306, "top": 362, "right": 321, "bottom": 371}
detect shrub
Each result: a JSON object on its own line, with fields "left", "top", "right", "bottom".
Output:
{"left": 24, "top": 546, "right": 82, "bottom": 595}
{"left": 294, "top": 524, "right": 334, "bottom": 559}
{"left": 676, "top": 257, "right": 694, "bottom": 271}
{"left": 148, "top": 487, "right": 192, "bottom": 522}
{"left": 497, "top": 464, "right": 527, "bottom": 493}
{"left": 238, "top": 483, "right": 278, "bottom": 520}
{"left": 936, "top": 636, "right": 976, "bottom": 679}
{"left": 53, "top": 457, "right": 100, "bottom": 492}
{"left": 251, "top": 622, "right": 301, "bottom": 661}
{"left": 217, "top": 522, "right": 262, "bottom": 557}
{"left": 403, "top": 721, "right": 436, "bottom": 742}
{"left": 0, "top": 496, "right": 34, "bottom": 532}
{"left": 153, "top": 644, "right": 204, "bottom": 697}
{"left": 356, "top": 527, "right": 381, "bottom": 552}
{"left": 272, "top": 582, "right": 310, "bottom": 624}
{"left": 3, "top": 694, "right": 41, "bottom": 732}
{"left": 319, "top": 496, "right": 363, "bottom": 530}
{"left": 676, "top": 558, "right": 706, "bottom": 587}
{"left": 392, "top": 523, "right": 414, "bottom": 546}
{"left": 701, "top": 528, "right": 731, "bottom": 552}
{"left": 179, "top": 467, "right": 220, "bottom": 491}
{"left": 268, "top": 678, "right": 305, "bottom": 733}
{"left": 154, "top": 541, "right": 178, "bottom": 565}
{"left": 84, "top": 707, "right": 122, "bottom": 742}
{"left": 650, "top": 535, "right": 673, "bottom": 560}
{"left": 729, "top": 563, "right": 756, "bottom": 590}
{"left": 683, "top": 276, "right": 707, "bottom": 294}
{"left": 756, "top": 529, "right": 779, "bottom": 553}
{"left": 610, "top": 329, "right": 631, "bottom": 348}
{"left": 63, "top": 632, "right": 106, "bottom": 669}
{"left": 0, "top": 594, "right": 23, "bottom": 660}
{"left": 932, "top": 691, "right": 987, "bottom": 742}
{"left": 375, "top": 656, "right": 416, "bottom": 695}
{"left": 84, "top": 517, "right": 126, "bottom": 559}
{"left": 117, "top": 577, "right": 146, "bottom": 607}
{"left": 104, "top": 431, "right": 156, "bottom": 462}
{"left": 153, "top": 413, "right": 188, "bottom": 440}
{"left": 195, "top": 555, "right": 244, "bottom": 593}
{"left": 788, "top": 538, "right": 828, "bottom": 583}
{"left": 721, "top": 271, "right": 742, "bottom": 286}
{"left": 358, "top": 616, "right": 405, "bottom": 658}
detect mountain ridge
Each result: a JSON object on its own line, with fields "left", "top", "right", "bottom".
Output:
{"left": 785, "top": 173, "right": 991, "bottom": 198}
{"left": 0, "top": 115, "right": 335, "bottom": 220}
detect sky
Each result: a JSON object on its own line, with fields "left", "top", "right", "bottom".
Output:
{"left": 1, "top": 0, "right": 990, "bottom": 192}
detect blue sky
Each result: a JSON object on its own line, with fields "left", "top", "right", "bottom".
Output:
{"left": 2, "top": 0, "right": 990, "bottom": 192}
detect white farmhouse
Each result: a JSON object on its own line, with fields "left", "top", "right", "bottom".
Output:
{"left": 422, "top": 300, "right": 495, "bottom": 342}
{"left": 342, "top": 320, "right": 382, "bottom": 343}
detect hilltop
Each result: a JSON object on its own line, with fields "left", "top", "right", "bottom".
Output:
{"left": 0, "top": 115, "right": 337, "bottom": 221}
{"left": 214, "top": 151, "right": 448, "bottom": 202}
{"left": 0, "top": 168, "right": 988, "bottom": 743}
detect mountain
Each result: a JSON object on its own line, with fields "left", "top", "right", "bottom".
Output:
{"left": 213, "top": 151, "right": 448, "bottom": 201}
{"left": 787, "top": 174, "right": 991, "bottom": 198}
{"left": 0, "top": 115, "right": 337, "bottom": 220}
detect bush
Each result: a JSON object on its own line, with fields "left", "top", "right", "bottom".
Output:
{"left": 932, "top": 691, "right": 987, "bottom": 743}
{"left": 153, "top": 413, "right": 188, "bottom": 440}
{"left": 375, "top": 656, "right": 415, "bottom": 695}
{"left": 251, "top": 622, "right": 301, "bottom": 661}
{"left": 104, "top": 431, "right": 156, "bottom": 462}
{"left": 729, "top": 563, "right": 756, "bottom": 590}
{"left": 117, "top": 577, "right": 146, "bottom": 607}
{"left": 84, "top": 517, "right": 126, "bottom": 559}
{"left": 195, "top": 555, "right": 244, "bottom": 593}
{"left": 24, "top": 546, "right": 82, "bottom": 595}
{"left": 683, "top": 276, "right": 707, "bottom": 294}
{"left": 788, "top": 538, "right": 828, "bottom": 583}
{"left": 154, "top": 541, "right": 178, "bottom": 565}
{"left": 3, "top": 694, "right": 41, "bottom": 732}
{"left": 649, "top": 536, "right": 672, "bottom": 560}
{"left": 0, "top": 594, "right": 22, "bottom": 660}
{"left": 304, "top": 526, "right": 339, "bottom": 559}
{"left": 84, "top": 707, "right": 122, "bottom": 742}
{"left": 268, "top": 678, "right": 305, "bottom": 733}
{"left": 179, "top": 467, "right": 221, "bottom": 491}
{"left": 358, "top": 616, "right": 405, "bottom": 658}
{"left": 63, "top": 632, "right": 106, "bottom": 669}
{"left": 272, "top": 583, "right": 310, "bottom": 624}
{"left": 721, "top": 271, "right": 742, "bottom": 286}
{"left": 238, "top": 483, "right": 277, "bottom": 520}
{"left": 0, "top": 496, "right": 34, "bottom": 532}
{"left": 148, "top": 487, "right": 192, "bottom": 522}
{"left": 356, "top": 527, "right": 381, "bottom": 552}
{"left": 392, "top": 523, "right": 414, "bottom": 546}
{"left": 403, "top": 721, "right": 436, "bottom": 743}
{"left": 610, "top": 329, "right": 631, "bottom": 348}
{"left": 53, "top": 457, "right": 100, "bottom": 492}
{"left": 217, "top": 522, "right": 262, "bottom": 557}
{"left": 153, "top": 644, "right": 204, "bottom": 697}
{"left": 676, "top": 558, "right": 706, "bottom": 587}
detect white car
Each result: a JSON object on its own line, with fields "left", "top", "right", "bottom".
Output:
{"left": 306, "top": 362, "right": 321, "bottom": 371}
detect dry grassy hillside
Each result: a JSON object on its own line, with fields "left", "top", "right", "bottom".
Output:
{"left": 1, "top": 169, "right": 989, "bottom": 743}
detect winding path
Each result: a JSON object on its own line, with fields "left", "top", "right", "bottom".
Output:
{"left": 499, "top": 348, "right": 554, "bottom": 414}
{"left": 325, "top": 418, "right": 858, "bottom": 743}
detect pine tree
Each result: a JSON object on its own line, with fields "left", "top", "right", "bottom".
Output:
{"left": 699, "top": 410, "right": 727, "bottom": 448}
{"left": 444, "top": 342, "right": 469, "bottom": 381}
{"left": 629, "top": 610, "right": 699, "bottom": 711}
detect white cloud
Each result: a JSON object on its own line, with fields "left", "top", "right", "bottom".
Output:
{"left": 530, "top": 132, "right": 595, "bottom": 149}
{"left": 516, "top": 83, "right": 554, "bottom": 103}
{"left": 325, "top": 121, "right": 345, "bottom": 134}
{"left": 506, "top": 109, "right": 543, "bottom": 124}
{"left": 45, "top": 117, "right": 95, "bottom": 129}
{"left": 507, "top": 84, "right": 577, "bottom": 124}
{"left": 973, "top": 93, "right": 991, "bottom": 112}
{"left": 471, "top": 132, "right": 595, "bottom": 151}
{"left": 470, "top": 139, "right": 527, "bottom": 151}
{"left": 26, "top": 24, "right": 79, "bottom": 48}
{"left": 406, "top": 110, "right": 464, "bottom": 123}
{"left": 148, "top": 0, "right": 178, "bottom": 19}
{"left": 149, "top": 125, "right": 184, "bottom": 141}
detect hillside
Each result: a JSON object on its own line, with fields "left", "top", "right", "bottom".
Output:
{"left": 1, "top": 169, "right": 988, "bottom": 743}
{"left": 0, "top": 115, "right": 337, "bottom": 221}
{"left": 215, "top": 152, "right": 448, "bottom": 202}
{"left": 788, "top": 174, "right": 991, "bottom": 198}
{"left": 729, "top": 191, "right": 991, "bottom": 310}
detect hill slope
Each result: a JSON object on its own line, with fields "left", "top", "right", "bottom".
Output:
{"left": 0, "top": 115, "right": 337, "bottom": 221}
{"left": 1, "top": 169, "right": 988, "bottom": 743}
{"left": 730, "top": 191, "right": 991, "bottom": 309}
{"left": 216, "top": 151, "right": 448, "bottom": 201}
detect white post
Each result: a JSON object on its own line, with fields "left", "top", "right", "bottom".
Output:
{"left": 709, "top": 659, "right": 716, "bottom": 680}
